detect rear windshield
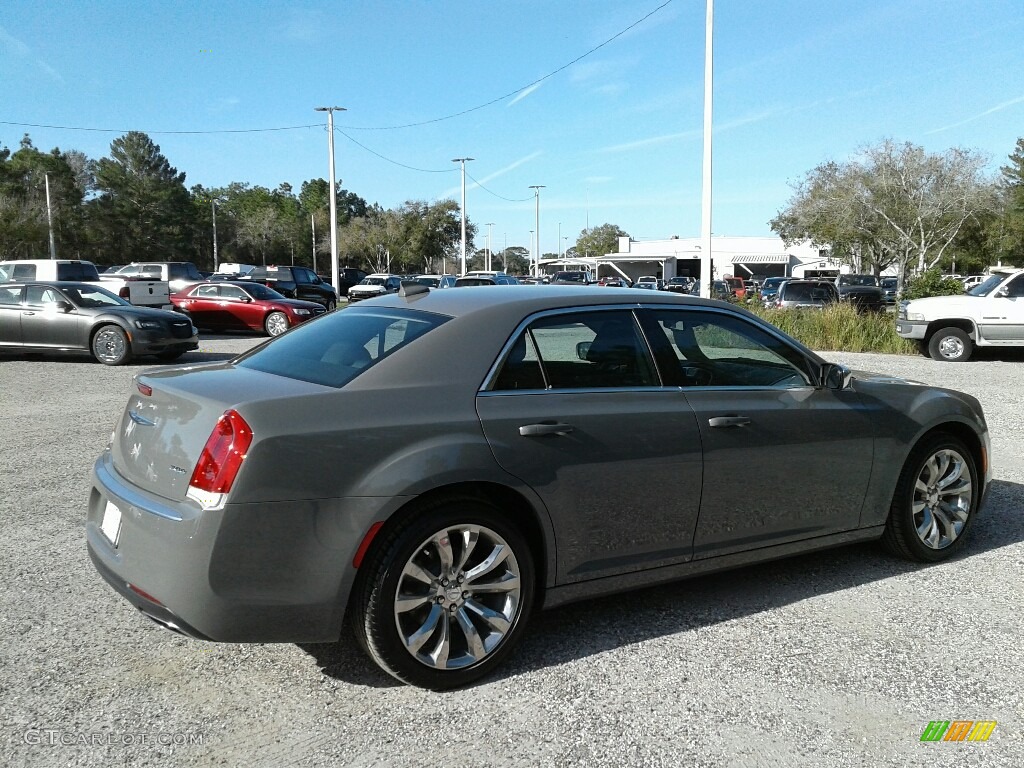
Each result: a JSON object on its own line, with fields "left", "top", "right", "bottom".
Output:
{"left": 56, "top": 262, "right": 101, "bottom": 281}
{"left": 235, "top": 306, "right": 449, "bottom": 388}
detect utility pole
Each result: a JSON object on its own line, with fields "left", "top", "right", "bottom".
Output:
{"left": 44, "top": 173, "right": 56, "bottom": 259}
{"left": 315, "top": 106, "right": 346, "bottom": 292}
{"left": 529, "top": 185, "right": 545, "bottom": 278}
{"left": 452, "top": 157, "right": 474, "bottom": 274}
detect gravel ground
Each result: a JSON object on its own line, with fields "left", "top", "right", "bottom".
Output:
{"left": 2, "top": 337, "right": 1023, "bottom": 768}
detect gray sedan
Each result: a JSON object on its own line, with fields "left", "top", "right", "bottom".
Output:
{"left": 0, "top": 281, "right": 198, "bottom": 364}
{"left": 87, "top": 285, "right": 990, "bottom": 688}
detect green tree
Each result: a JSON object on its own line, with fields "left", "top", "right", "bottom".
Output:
{"left": 576, "top": 223, "right": 628, "bottom": 259}
{"left": 91, "top": 132, "right": 195, "bottom": 262}
{"left": 772, "top": 140, "right": 996, "bottom": 276}
{"left": 996, "top": 137, "right": 1024, "bottom": 265}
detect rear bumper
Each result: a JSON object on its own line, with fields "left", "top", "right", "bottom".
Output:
{"left": 86, "top": 451, "right": 385, "bottom": 643}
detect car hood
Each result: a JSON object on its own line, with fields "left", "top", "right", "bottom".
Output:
{"left": 904, "top": 295, "right": 975, "bottom": 312}
{"left": 92, "top": 305, "right": 184, "bottom": 321}
{"left": 272, "top": 298, "right": 323, "bottom": 311}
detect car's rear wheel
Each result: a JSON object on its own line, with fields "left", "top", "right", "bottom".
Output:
{"left": 882, "top": 434, "right": 979, "bottom": 562}
{"left": 352, "top": 497, "right": 535, "bottom": 689}
{"left": 325, "top": 299, "right": 337, "bottom": 312}
{"left": 927, "top": 327, "right": 972, "bottom": 362}
{"left": 91, "top": 325, "right": 131, "bottom": 365}
{"left": 264, "top": 311, "right": 289, "bottom": 337}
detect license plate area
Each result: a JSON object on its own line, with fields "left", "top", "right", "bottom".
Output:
{"left": 100, "top": 500, "right": 122, "bottom": 547}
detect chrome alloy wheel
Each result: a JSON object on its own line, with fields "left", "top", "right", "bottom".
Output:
{"left": 394, "top": 525, "right": 522, "bottom": 670}
{"left": 265, "top": 311, "right": 289, "bottom": 336}
{"left": 913, "top": 448, "right": 973, "bottom": 549}
{"left": 92, "top": 326, "right": 127, "bottom": 364}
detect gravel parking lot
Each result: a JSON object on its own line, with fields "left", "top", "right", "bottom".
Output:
{"left": 2, "top": 338, "right": 1023, "bottom": 767}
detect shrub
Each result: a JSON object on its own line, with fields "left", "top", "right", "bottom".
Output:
{"left": 901, "top": 269, "right": 965, "bottom": 300}
{"left": 749, "top": 303, "right": 916, "bottom": 354}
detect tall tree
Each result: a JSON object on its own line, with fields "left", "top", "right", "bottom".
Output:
{"left": 772, "top": 139, "right": 996, "bottom": 275}
{"left": 91, "top": 132, "right": 195, "bottom": 262}
{"left": 575, "top": 223, "right": 628, "bottom": 259}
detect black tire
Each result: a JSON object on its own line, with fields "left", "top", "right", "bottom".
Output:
{"left": 927, "top": 327, "right": 972, "bottom": 362}
{"left": 156, "top": 350, "right": 185, "bottom": 362}
{"left": 882, "top": 434, "right": 979, "bottom": 562}
{"left": 91, "top": 325, "right": 132, "bottom": 365}
{"left": 325, "top": 299, "right": 337, "bottom": 312}
{"left": 264, "top": 311, "right": 289, "bottom": 337}
{"left": 351, "top": 496, "right": 535, "bottom": 690}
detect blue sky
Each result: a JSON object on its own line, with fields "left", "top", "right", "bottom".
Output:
{"left": 2, "top": 0, "right": 1022, "bottom": 254}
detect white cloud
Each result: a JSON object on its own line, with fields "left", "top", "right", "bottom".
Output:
{"left": 600, "top": 111, "right": 777, "bottom": 153}
{"left": 508, "top": 83, "right": 543, "bottom": 107}
{"left": 0, "top": 24, "right": 63, "bottom": 84}
{"left": 925, "top": 95, "right": 1024, "bottom": 135}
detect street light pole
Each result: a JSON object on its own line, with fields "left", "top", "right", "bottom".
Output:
{"left": 452, "top": 157, "right": 474, "bottom": 274}
{"left": 315, "top": 106, "right": 346, "bottom": 293}
{"left": 485, "top": 222, "right": 495, "bottom": 271}
{"left": 310, "top": 214, "right": 316, "bottom": 273}
{"left": 211, "top": 200, "right": 218, "bottom": 271}
{"left": 529, "top": 185, "right": 545, "bottom": 278}
{"left": 699, "top": 0, "right": 714, "bottom": 298}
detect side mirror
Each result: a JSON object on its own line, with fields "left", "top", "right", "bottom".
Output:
{"left": 576, "top": 341, "right": 592, "bottom": 360}
{"left": 56, "top": 300, "right": 74, "bottom": 313}
{"left": 995, "top": 287, "right": 1009, "bottom": 298}
{"left": 821, "top": 362, "right": 852, "bottom": 390}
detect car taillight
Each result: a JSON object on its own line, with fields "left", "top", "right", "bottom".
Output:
{"left": 186, "top": 409, "right": 253, "bottom": 510}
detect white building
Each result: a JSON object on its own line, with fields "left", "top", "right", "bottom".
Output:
{"left": 541, "top": 235, "right": 846, "bottom": 283}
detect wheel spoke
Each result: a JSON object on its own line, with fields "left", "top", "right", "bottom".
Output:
{"left": 432, "top": 531, "right": 455, "bottom": 573}
{"left": 916, "top": 507, "right": 937, "bottom": 542}
{"left": 452, "top": 528, "right": 480, "bottom": 575}
{"left": 468, "top": 572, "right": 520, "bottom": 594}
{"left": 401, "top": 559, "right": 437, "bottom": 586}
{"left": 426, "top": 611, "right": 451, "bottom": 669}
{"left": 405, "top": 603, "right": 443, "bottom": 654}
{"left": 464, "top": 544, "right": 510, "bottom": 584}
{"left": 394, "top": 592, "right": 433, "bottom": 614}
{"left": 936, "top": 458, "right": 963, "bottom": 490}
{"left": 454, "top": 607, "right": 487, "bottom": 661}
{"left": 464, "top": 598, "right": 511, "bottom": 634}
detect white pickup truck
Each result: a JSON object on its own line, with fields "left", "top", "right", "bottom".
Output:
{"left": 896, "top": 267, "right": 1024, "bottom": 361}
{"left": 98, "top": 272, "right": 171, "bottom": 309}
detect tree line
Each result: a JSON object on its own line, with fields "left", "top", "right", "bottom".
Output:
{"left": 0, "top": 130, "right": 634, "bottom": 276}
{"left": 771, "top": 137, "right": 1024, "bottom": 276}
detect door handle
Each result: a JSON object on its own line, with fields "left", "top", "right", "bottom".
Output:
{"left": 708, "top": 416, "right": 751, "bottom": 428}
{"left": 519, "top": 422, "right": 574, "bottom": 437}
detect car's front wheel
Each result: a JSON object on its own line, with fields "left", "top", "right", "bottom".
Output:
{"left": 352, "top": 497, "right": 535, "bottom": 689}
{"left": 91, "top": 325, "right": 132, "bottom": 365}
{"left": 927, "top": 327, "right": 973, "bottom": 362}
{"left": 264, "top": 311, "right": 289, "bottom": 337}
{"left": 882, "top": 434, "right": 979, "bottom": 562}
{"left": 325, "top": 299, "right": 337, "bottom": 312}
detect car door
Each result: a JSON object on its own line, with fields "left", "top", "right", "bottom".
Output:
{"left": 19, "top": 285, "right": 85, "bottom": 350}
{"left": 0, "top": 285, "right": 25, "bottom": 347}
{"left": 979, "top": 274, "right": 1024, "bottom": 341}
{"left": 476, "top": 308, "right": 704, "bottom": 583}
{"left": 217, "top": 284, "right": 263, "bottom": 330}
{"left": 639, "top": 307, "right": 875, "bottom": 560}
{"left": 178, "top": 284, "right": 224, "bottom": 328}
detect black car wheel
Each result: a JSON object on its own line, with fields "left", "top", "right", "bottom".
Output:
{"left": 91, "top": 325, "right": 132, "bottom": 366}
{"left": 264, "top": 311, "right": 289, "bottom": 337}
{"left": 352, "top": 496, "right": 535, "bottom": 690}
{"left": 882, "top": 433, "right": 979, "bottom": 562}
{"left": 325, "top": 299, "right": 337, "bottom": 312}
{"left": 927, "top": 327, "right": 972, "bottom": 362}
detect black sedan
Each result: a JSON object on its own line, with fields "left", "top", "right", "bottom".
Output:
{"left": 0, "top": 281, "right": 197, "bottom": 364}
{"left": 87, "top": 286, "right": 990, "bottom": 688}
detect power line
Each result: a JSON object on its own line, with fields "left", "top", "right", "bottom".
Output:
{"left": 326, "top": 0, "right": 676, "bottom": 131}
{"left": 465, "top": 170, "right": 534, "bottom": 202}
{"left": 335, "top": 129, "right": 456, "bottom": 173}
{"left": 0, "top": 120, "right": 321, "bottom": 135}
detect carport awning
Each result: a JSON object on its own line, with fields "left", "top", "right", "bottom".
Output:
{"left": 730, "top": 254, "right": 790, "bottom": 264}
